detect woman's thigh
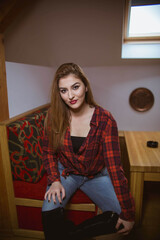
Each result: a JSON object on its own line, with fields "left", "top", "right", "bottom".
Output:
{"left": 42, "top": 162, "right": 79, "bottom": 212}
{"left": 80, "top": 168, "right": 121, "bottom": 214}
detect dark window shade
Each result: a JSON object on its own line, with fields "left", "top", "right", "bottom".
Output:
{"left": 131, "top": 0, "right": 160, "bottom": 6}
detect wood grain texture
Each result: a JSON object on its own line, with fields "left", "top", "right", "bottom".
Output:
{"left": 0, "top": 125, "right": 18, "bottom": 230}
{"left": 124, "top": 131, "right": 160, "bottom": 225}
{"left": 15, "top": 197, "right": 96, "bottom": 212}
{"left": 124, "top": 131, "right": 160, "bottom": 172}
{"left": 0, "top": 142, "right": 13, "bottom": 232}
{"left": 13, "top": 229, "right": 44, "bottom": 239}
{"left": 0, "top": 0, "right": 33, "bottom": 33}
{"left": 0, "top": 34, "right": 9, "bottom": 121}
{"left": 130, "top": 172, "right": 144, "bottom": 224}
{"left": 0, "top": 103, "right": 50, "bottom": 126}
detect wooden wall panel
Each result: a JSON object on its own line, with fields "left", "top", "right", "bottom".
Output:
{"left": 0, "top": 0, "right": 32, "bottom": 34}
{"left": 0, "top": 34, "right": 9, "bottom": 121}
{"left": 0, "top": 34, "right": 10, "bottom": 233}
{"left": 0, "top": 140, "right": 12, "bottom": 234}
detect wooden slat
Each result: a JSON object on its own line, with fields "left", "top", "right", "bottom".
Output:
{"left": 15, "top": 198, "right": 43, "bottom": 208}
{"left": 0, "top": 103, "right": 50, "bottom": 126}
{"left": 65, "top": 203, "right": 96, "bottom": 212}
{"left": 0, "top": 34, "right": 9, "bottom": 121}
{"left": 13, "top": 229, "right": 44, "bottom": 239}
{"left": 15, "top": 197, "right": 96, "bottom": 212}
{"left": 0, "top": 125, "right": 18, "bottom": 230}
{"left": 144, "top": 172, "right": 160, "bottom": 182}
{"left": 130, "top": 171, "right": 144, "bottom": 225}
{"left": 124, "top": 36, "right": 160, "bottom": 43}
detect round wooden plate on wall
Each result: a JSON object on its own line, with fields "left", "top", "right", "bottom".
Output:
{"left": 129, "top": 88, "right": 154, "bottom": 112}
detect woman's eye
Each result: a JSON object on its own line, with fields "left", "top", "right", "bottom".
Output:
{"left": 60, "top": 89, "right": 66, "bottom": 94}
{"left": 73, "top": 85, "right": 79, "bottom": 90}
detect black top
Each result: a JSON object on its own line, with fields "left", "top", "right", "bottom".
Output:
{"left": 71, "top": 136, "right": 86, "bottom": 154}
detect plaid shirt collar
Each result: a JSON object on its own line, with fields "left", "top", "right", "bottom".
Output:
{"left": 90, "top": 105, "right": 100, "bottom": 127}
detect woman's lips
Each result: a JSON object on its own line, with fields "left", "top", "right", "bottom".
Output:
{"left": 70, "top": 100, "right": 77, "bottom": 104}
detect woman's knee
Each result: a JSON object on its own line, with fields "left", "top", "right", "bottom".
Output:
{"left": 42, "top": 195, "right": 64, "bottom": 212}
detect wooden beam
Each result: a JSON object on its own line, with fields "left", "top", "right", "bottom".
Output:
{"left": 0, "top": 125, "right": 18, "bottom": 232}
{"left": 13, "top": 229, "right": 44, "bottom": 239}
{"left": 0, "top": 0, "right": 31, "bottom": 33}
{"left": 0, "top": 34, "right": 9, "bottom": 121}
{"left": 0, "top": 142, "right": 13, "bottom": 234}
{"left": 15, "top": 197, "right": 96, "bottom": 212}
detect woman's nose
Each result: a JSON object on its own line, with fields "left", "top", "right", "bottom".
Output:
{"left": 68, "top": 90, "right": 74, "bottom": 100}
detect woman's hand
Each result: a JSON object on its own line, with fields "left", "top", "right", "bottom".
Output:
{"left": 44, "top": 181, "right": 65, "bottom": 204}
{"left": 116, "top": 218, "right": 134, "bottom": 235}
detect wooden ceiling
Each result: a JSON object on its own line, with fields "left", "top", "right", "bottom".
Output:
{"left": 0, "top": 0, "right": 32, "bottom": 33}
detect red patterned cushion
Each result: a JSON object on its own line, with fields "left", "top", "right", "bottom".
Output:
{"left": 13, "top": 173, "right": 93, "bottom": 204}
{"left": 14, "top": 175, "right": 96, "bottom": 229}
{"left": 7, "top": 107, "right": 48, "bottom": 183}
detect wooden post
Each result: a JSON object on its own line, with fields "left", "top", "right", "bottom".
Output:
{"left": 0, "top": 141, "right": 13, "bottom": 235}
{"left": 0, "top": 1, "right": 35, "bottom": 236}
{"left": 0, "top": 33, "right": 9, "bottom": 121}
{"left": 0, "top": 125, "right": 18, "bottom": 235}
{"left": 130, "top": 171, "right": 144, "bottom": 225}
{"left": 0, "top": 33, "right": 11, "bottom": 235}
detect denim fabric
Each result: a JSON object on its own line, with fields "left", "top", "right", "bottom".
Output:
{"left": 42, "top": 162, "right": 121, "bottom": 214}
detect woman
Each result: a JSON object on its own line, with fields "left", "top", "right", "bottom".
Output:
{"left": 42, "top": 63, "right": 135, "bottom": 240}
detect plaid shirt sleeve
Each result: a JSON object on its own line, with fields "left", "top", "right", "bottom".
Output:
{"left": 102, "top": 115, "right": 135, "bottom": 221}
{"left": 42, "top": 134, "right": 60, "bottom": 185}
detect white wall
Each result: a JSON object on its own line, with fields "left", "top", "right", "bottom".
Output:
{"left": 6, "top": 62, "right": 55, "bottom": 117}
{"left": 6, "top": 62, "right": 160, "bottom": 131}
{"left": 84, "top": 65, "right": 160, "bottom": 131}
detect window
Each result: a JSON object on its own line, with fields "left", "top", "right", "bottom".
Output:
{"left": 124, "top": 0, "right": 160, "bottom": 42}
{"left": 122, "top": 0, "right": 160, "bottom": 58}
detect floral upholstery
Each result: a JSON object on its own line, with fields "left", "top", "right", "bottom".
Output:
{"left": 7, "top": 107, "right": 48, "bottom": 183}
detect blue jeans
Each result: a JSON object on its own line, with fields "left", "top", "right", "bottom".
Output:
{"left": 42, "top": 162, "right": 121, "bottom": 214}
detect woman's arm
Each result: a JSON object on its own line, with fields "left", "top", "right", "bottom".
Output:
{"left": 102, "top": 115, "right": 135, "bottom": 223}
{"left": 42, "top": 134, "right": 60, "bottom": 185}
{"left": 42, "top": 134, "right": 66, "bottom": 203}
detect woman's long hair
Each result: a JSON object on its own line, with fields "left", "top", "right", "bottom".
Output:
{"left": 46, "top": 63, "right": 97, "bottom": 152}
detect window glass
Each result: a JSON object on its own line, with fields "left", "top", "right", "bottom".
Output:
{"left": 122, "top": 0, "right": 160, "bottom": 58}
{"left": 128, "top": 4, "right": 160, "bottom": 37}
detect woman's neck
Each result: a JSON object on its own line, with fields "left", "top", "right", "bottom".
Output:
{"left": 70, "top": 103, "right": 95, "bottom": 137}
{"left": 70, "top": 102, "right": 91, "bottom": 118}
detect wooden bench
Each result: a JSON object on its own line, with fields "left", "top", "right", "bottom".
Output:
{"left": 0, "top": 104, "right": 126, "bottom": 238}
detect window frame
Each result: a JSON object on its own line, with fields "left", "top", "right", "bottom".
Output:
{"left": 123, "top": 0, "right": 160, "bottom": 43}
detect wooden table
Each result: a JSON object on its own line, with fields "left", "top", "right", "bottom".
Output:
{"left": 124, "top": 131, "right": 160, "bottom": 225}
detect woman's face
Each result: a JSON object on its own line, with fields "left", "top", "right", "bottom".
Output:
{"left": 58, "top": 74, "right": 87, "bottom": 111}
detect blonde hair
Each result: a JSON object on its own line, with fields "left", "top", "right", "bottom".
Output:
{"left": 46, "top": 63, "right": 97, "bottom": 152}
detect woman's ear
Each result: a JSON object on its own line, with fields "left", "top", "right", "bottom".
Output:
{"left": 85, "top": 87, "right": 88, "bottom": 92}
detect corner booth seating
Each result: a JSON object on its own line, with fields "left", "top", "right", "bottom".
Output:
{"left": 0, "top": 104, "right": 127, "bottom": 239}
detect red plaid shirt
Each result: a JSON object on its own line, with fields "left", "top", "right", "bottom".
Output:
{"left": 42, "top": 106, "right": 135, "bottom": 221}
